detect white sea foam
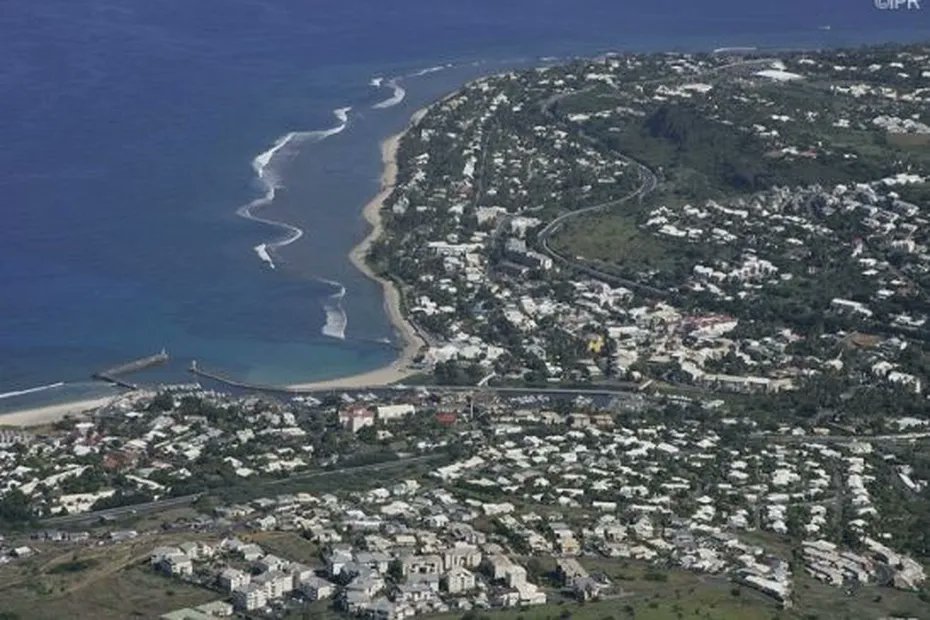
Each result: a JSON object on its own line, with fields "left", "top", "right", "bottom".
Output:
{"left": 408, "top": 64, "right": 451, "bottom": 78}
{"left": 333, "top": 106, "right": 351, "bottom": 125}
{"left": 237, "top": 192, "right": 303, "bottom": 270}
{"left": 319, "top": 279, "right": 348, "bottom": 340}
{"left": 298, "top": 106, "right": 352, "bottom": 143}
{"left": 251, "top": 132, "right": 298, "bottom": 185}
{"left": 370, "top": 65, "right": 448, "bottom": 112}
{"left": 372, "top": 79, "right": 406, "bottom": 109}
{"left": 0, "top": 381, "right": 66, "bottom": 400}
{"left": 371, "top": 64, "right": 451, "bottom": 111}
{"left": 239, "top": 107, "right": 352, "bottom": 269}
{"left": 253, "top": 243, "right": 275, "bottom": 269}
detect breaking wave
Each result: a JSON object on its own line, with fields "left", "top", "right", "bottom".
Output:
{"left": 0, "top": 381, "right": 66, "bottom": 400}
{"left": 238, "top": 107, "right": 351, "bottom": 269}
{"left": 371, "top": 64, "right": 455, "bottom": 111}
{"left": 238, "top": 108, "right": 355, "bottom": 340}
{"left": 319, "top": 279, "right": 348, "bottom": 340}
{"left": 408, "top": 64, "right": 451, "bottom": 77}
{"left": 372, "top": 79, "right": 406, "bottom": 109}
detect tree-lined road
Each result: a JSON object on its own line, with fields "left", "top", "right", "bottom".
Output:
{"left": 38, "top": 453, "right": 445, "bottom": 528}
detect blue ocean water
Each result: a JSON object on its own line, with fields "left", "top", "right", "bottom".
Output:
{"left": 1, "top": 0, "right": 927, "bottom": 411}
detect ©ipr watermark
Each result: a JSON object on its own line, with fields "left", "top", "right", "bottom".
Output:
{"left": 874, "top": 0, "right": 922, "bottom": 9}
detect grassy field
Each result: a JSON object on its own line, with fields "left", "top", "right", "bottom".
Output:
{"left": 790, "top": 572, "right": 930, "bottom": 620}
{"left": 551, "top": 212, "right": 681, "bottom": 279}
{"left": 282, "top": 599, "right": 345, "bottom": 620}
{"left": 245, "top": 531, "right": 322, "bottom": 567}
{"left": 428, "top": 598, "right": 776, "bottom": 620}
{"left": 550, "top": 204, "right": 729, "bottom": 288}
{"left": 483, "top": 556, "right": 930, "bottom": 620}
{"left": 2, "top": 538, "right": 927, "bottom": 620}
{"left": 0, "top": 537, "right": 217, "bottom": 619}
{"left": 577, "top": 558, "right": 779, "bottom": 620}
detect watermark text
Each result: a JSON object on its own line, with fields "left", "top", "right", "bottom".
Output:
{"left": 873, "top": 0, "right": 921, "bottom": 11}
{"left": 874, "top": 0, "right": 921, "bottom": 9}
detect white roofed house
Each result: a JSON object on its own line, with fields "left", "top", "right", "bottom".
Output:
{"left": 864, "top": 537, "right": 927, "bottom": 591}
{"left": 441, "top": 544, "right": 482, "bottom": 571}
{"left": 253, "top": 569, "right": 293, "bottom": 600}
{"left": 376, "top": 404, "right": 416, "bottom": 423}
{"left": 327, "top": 546, "right": 354, "bottom": 578}
{"left": 233, "top": 583, "right": 267, "bottom": 611}
{"left": 218, "top": 567, "right": 251, "bottom": 592}
{"left": 150, "top": 546, "right": 181, "bottom": 567}
{"left": 487, "top": 556, "right": 548, "bottom": 607}
{"left": 254, "top": 514, "right": 277, "bottom": 531}
{"left": 887, "top": 371, "right": 922, "bottom": 394}
{"left": 408, "top": 572, "right": 441, "bottom": 593}
{"left": 165, "top": 553, "right": 193, "bottom": 577}
{"left": 256, "top": 553, "right": 287, "bottom": 573}
{"left": 356, "top": 551, "right": 392, "bottom": 574}
{"left": 341, "top": 574, "right": 386, "bottom": 612}
{"left": 366, "top": 597, "right": 416, "bottom": 620}
{"left": 237, "top": 543, "right": 264, "bottom": 562}
{"left": 298, "top": 575, "right": 336, "bottom": 601}
{"left": 178, "top": 540, "right": 214, "bottom": 561}
{"left": 339, "top": 407, "right": 376, "bottom": 433}
{"left": 556, "top": 558, "right": 589, "bottom": 587}
{"left": 11, "top": 545, "right": 34, "bottom": 559}
{"left": 401, "top": 554, "right": 443, "bottom": 576}
{"left": 394, "top": 581, "right": 438, "bottom": 606}
{"left": 150, "top": 546, "right": 193, "bottom": 578}
{"left": 288, "top": 562, "right": 316, "bottom": 588}
{"left": 443, "top": 566, "right": 477, "bottom": 594}
{"left": 830, "top": 298, "right": 873, "bottom": 319}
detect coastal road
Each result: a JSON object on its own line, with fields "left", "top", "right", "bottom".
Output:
{"left": 191, "top": 363, "right": 645, "bottom": 397}
{"left": 384, "top": 383, "right": 643, "bottom": 397}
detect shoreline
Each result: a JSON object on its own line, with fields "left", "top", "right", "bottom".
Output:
{"left": 288, "top": 107, "right": 430, "bottom": 391}
{"left": 0, "top": 396, "right": 116, "bottom": 428}
{"left": 0, "top": 107, "right": 433, "bottom": 424}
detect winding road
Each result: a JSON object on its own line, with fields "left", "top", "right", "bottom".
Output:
{"left": 534, "top": 57, "right": 775, "bottom": 293}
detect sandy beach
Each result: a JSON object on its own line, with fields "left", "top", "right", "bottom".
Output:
{"left": 0, "top": 396, "right": 115, "bottom": 428}
{"left": 0, "top": 108, "right": 432, "bottom": 422}
{"left": 289, "top": 108, "right": 430, "bottom": 391}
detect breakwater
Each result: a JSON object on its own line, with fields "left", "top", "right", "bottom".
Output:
{"left": 93, "top": 349, "right": 169, "bottom": 389}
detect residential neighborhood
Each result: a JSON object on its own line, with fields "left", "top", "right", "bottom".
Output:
{"left": 0, "top": 380, "right": 928, "bottom": 617}
{"left": 2, "top": 44, "right": 930, "bottom": 620}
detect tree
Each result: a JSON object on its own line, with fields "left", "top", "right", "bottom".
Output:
{"left": 0, "top": 489, "right": 34, "bottom": 524}
{"left": 357, "top": 425, "right": 378, "bottom": 444}
{"left": 147, "top": 392, "right": 174, "bottom": 412}
{"left": 388, "top": 559, "right": 404, "bottom": 582}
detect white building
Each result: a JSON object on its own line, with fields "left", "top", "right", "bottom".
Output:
{"left": 298, "top": 576, "right": 336, "bottom": 601}
{"left": 443, "top": 567, "right": 477, "bottom": 594}
{"left": 376, "top": 404, "right": 416, "bottom": 422}
{"left": 219, "top": 568, "right": 251, "bottom": 592}
{"left": 232, "top": 583, "right": 267, "bottom": 611}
